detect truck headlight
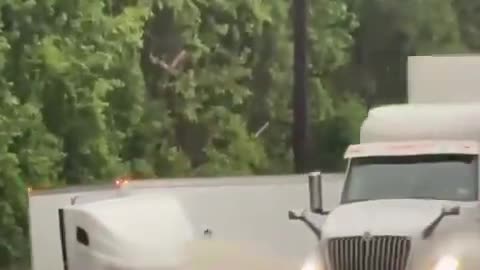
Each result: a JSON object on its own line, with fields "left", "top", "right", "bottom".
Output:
{"left": 301, "top": 254, "right": 323, "bottom": 270}
{"left": 433, "top": 256, "right": 459, "bottom": 270}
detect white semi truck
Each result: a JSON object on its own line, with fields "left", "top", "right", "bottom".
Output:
{"left": 291, "top": 55, "right": 480, "bottom": 270}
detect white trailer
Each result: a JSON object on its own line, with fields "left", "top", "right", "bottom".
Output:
{"left": 29, "top": 174, "right": 345, "bottom": 270}
{"left": 407, "top": 55, "right": 480, "bottom": 104}
{"left": 294, "top": 55, "right": 480, "bottom": 270}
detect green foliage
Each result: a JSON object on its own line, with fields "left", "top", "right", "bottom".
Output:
{"left": 0, "top": 0, "right": 478, "bottom": 267}
{"left": 453, "top": 0, "right": 480, "bottom": 50}
{"left": 338, "top": 0, "right": 472, "bottom": 105}
{"left": 0, "top": 0, "right": 149, "bottom": 264}
{"left": 313, "top": 95, "right": 367, "bottom": 171}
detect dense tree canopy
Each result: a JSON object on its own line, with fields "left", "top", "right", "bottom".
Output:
{"left": 0, "top": 0, "right": 478, "bottom": 266}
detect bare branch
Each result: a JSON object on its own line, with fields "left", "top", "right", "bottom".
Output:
{"left": 149, "top": 50, "right": 188, "bottom": 76}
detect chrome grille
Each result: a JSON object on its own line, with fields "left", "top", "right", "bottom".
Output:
{"left": 327, "top": 236, "right": 411, "bottom": 270}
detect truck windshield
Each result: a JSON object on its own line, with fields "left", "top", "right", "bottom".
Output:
{"left": 342, "top": 154, "right": 478, "bottom": 203}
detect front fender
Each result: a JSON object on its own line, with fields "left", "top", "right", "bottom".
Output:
{"left": 410, "top": 230, "right": 480, "bottom": 270}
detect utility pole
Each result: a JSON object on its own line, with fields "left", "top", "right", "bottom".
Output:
{"left": 292, "top": 0, "right": 308, "bottom": 173}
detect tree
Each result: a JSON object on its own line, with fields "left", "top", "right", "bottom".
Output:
{"left": 0, "top": 0, "right": 374, "bottom": 266}
{"left": 338, "top": 0, "right": 467, "bottom": 107}
{"left": 0, "top": 0, "right": 149, "bottom": 264}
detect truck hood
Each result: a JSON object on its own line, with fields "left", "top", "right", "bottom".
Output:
{"left": 322, "top": 199, "right": 462, "bottom": 238}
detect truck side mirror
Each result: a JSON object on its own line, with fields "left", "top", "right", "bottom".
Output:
{"left": 287, "top": 209, "right": 321, "bottom": 240}
{"left": 308, "top": 171, "right": 328, "bottom": 215}
{"left": 443, "top": 206, "right": 460, "bottom": 216}
{"left": 422, "top": 205, "right": 461, "bottom": 239}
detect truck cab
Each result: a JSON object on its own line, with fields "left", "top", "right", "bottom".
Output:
{"left": 293, "top": 55, "right": 480, "bottom": 270}
{"left": 296, "top": 105, "right": 480, "bottom": 270}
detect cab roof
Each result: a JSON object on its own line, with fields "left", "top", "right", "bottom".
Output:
{"left": 361, "top": 103, "right": 480, "bottom": 143}
{"left": 344, "top": 140, "right": 479, "bottom": 159}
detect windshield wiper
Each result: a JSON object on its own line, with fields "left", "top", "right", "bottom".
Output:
{"left": 422, "top": 206, "right": 460, "bottom": 239}
{"left": 345, "top": 198, "right": 371, "bottom": 203}
{"left": 344, "top": 197, "right": 433, "bottom": 204}
{"left": 408, "top": 195, "right": 440, "bottom": 200}
{"left": 347, "top": 196, "right": 457, "bottom": 203}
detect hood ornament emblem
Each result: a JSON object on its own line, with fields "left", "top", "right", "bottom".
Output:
{"left": 362, "top": 231, "right": 372, "bottom": 242}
